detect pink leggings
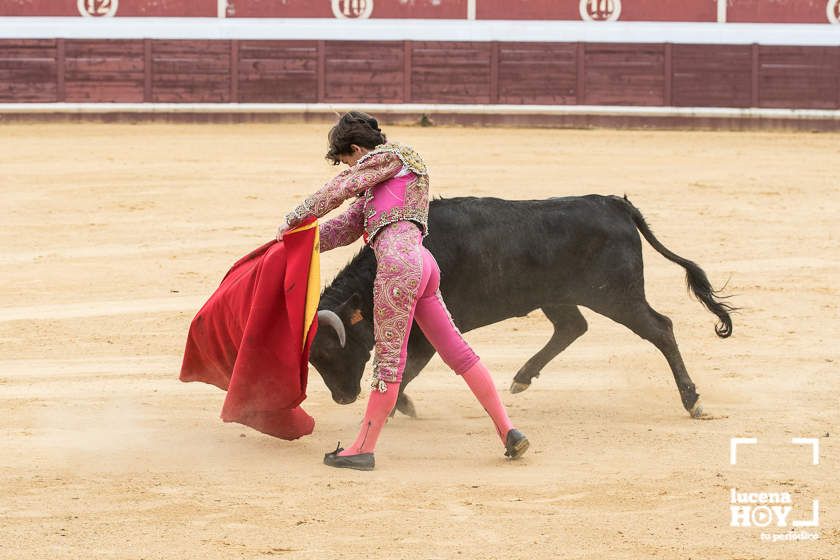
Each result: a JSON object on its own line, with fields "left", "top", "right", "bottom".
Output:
{"left": 339, "top": 220, "right": 514, "bottom": 457}
{"left": 369, "top": 220, "right": 479, "bottom": 388}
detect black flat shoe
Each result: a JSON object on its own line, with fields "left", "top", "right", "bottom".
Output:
{"left": 504, "top": 429, "right": 530, "bottom": 459}
{"left": 323, "top": 443, "right": 375, "bottom": 471}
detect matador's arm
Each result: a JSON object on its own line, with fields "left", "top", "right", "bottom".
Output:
{"left": 284, "top": 151, "right": 402, "bottom": 229}
{"left": 317, "top": 195, "right": 367, "bottom": 252}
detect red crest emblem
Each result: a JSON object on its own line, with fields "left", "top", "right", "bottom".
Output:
{"left": 77, "top": 0, "right": 118, "bottom": 17}
{"left": 332, "top": 0, "right": 374, "bottom": 19}
{"left": 580, "top": 0, "right": 621, "bottom": 22}
{"left": 829, "top": 0, "right": 840, "bottom": 24}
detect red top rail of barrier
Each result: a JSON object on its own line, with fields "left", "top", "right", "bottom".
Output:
{"left": 3, "top": 0, "right": 839, "bottom": 24}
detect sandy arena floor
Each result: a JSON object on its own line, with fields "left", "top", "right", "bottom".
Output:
{"left": 1, "top": 123, "right": 838, "bottom": 559}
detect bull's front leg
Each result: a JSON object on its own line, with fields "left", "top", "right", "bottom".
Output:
{"left": 391, "top": 329, "right": 436, "bottom": 417}
{"left": 511, "top": 305, "right": 588, "bottom": 393}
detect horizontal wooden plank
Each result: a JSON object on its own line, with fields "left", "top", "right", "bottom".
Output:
{"left": 325, "top": 40, "right": 404, "bottom": 50}
{"left": 65, "top": 58, "right": 145, "bottom": 73}
{"left": 152, "top": 92, "right": 230, "bottom": 102}
{"left": 325, "top": 59, "right": 402, "bottom": 72}
{"left": 0, "top": 49, "right": 56, "bottom": 60}
{"left": 0, "top": 39, "right": 57, "bottom": 48}
{"left": 0, "top": 59, "right": 55, "bottom": 71}
{"left": 65, "top": 40, "right": 144, "bottom": 57}
{"left": 153, "top": 59, "right": 230, "bottom": 74}
{"left": 327, "top": 69, "right": 403, "bottom": 82}
{"left": 152, "top": 41, "right": 230, "bottom": 55}
{"left": 0, "top": 82, "right": 57, "bottom": 102}
{"left": 240, "top": 50, "right": 318, "bottom": 61}
{"left": 239, "top": 81, "right": 318, "bottom": 102}
{"left": 65, "top": 83, "right": 145, "bottom": 102}
{"left": 240, "top": 59, "right": 316, "bottom": 74}
{"left": 324, "top": 88, "right": 403, "bottom": 102}
{"left": 239, "top": 40, "right": 318, "bottom": 50}
{"left": 152, "top": 76, "right": 230, "bottom": 85}
{"left": 413, "top": 54, "right": 492, "bottom": 65}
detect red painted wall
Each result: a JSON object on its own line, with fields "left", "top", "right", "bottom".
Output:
{"left": 4, "top": 0, "right": 215, "bottom": 17}
{"left": 229, "top": 0, "right": 466, "bottom": 19}
{"left": 2, "top": 39, "right": 838, "bottom": 110}
{"left": 225, "top": 0, "right": 330, "bottom": 18}
{"left": 2, "top": 0, "right": 464, "bottom": 18}
{"left": 728, "top": 0, "right": 831, "bottom": 23}
{"left": 477, "top": 0, "right": 718, "bottom": 22}
{"left": 3, "top": 0, "right": 838, "bottom": 22}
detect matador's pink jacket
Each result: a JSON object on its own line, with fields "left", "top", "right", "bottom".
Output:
{"left": 284, "top": 142, "right": 430, "bottom": 250}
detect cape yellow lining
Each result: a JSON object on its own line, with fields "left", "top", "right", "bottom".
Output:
{"left": 287, "top": 220, "right": 321, "bottom": 349}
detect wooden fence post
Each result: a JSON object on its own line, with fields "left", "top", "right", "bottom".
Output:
{"left": 56, "top": 39, "right": 65, "bottom": 102}
{"left": 751, "top": 43, "right": 760, "bottom": 107}
{"left": 664, "top": 43, "right": 673, "bottom": 106}
{"left": 490, "top": 41, "right": 499, "bottom": 104}
{"left": 230, "top": 40, "right": 239, "bottom": 103}
{"left": 317, "top": 40, "right": 326, "bottom": 102}
{"left": 144, "top": 39, "right": 152, "bottom": 102}
{"left": 576, "top": 42, "right": 586, "bottom": 105}
{"left": 403, "top": 40, "right": 412, "bottom": 103}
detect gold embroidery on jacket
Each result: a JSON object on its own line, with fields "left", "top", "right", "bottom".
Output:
{"left": 359, "top": 143, "right": 430, "bottom": 243}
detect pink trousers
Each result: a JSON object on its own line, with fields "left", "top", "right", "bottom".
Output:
{"left": 338, "top": 220, "right": 515, "bottom": 457}
{"left": 369, "top": 220, "right": 479, "bottom": 389}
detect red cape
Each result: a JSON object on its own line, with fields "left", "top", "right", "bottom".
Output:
{"left": 179, "top": 218, "right": 320, "bottom": 440}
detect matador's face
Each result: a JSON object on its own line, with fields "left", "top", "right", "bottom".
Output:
{"left": 338, "top": 144, "right": 370, "bottom": 167}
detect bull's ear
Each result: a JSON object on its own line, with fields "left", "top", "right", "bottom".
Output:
{"left": 338, "top": 293, "right": 364, "bottom": 325}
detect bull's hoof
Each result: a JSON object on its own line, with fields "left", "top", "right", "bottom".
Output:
{"left": 396, "top": 394, "right": 417, "bottom": 418}
{"left": 689, "top": 399, "right": 704, "bottom": 419}
{"left": 510, "top": 380, "right": 530, "bottom": 394}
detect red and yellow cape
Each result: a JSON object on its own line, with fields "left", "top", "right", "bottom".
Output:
{"left": 179, "top": 217, "right": 320, "bottom": 440}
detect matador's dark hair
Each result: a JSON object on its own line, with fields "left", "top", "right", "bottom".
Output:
{"left": 325, "top": 111, "right": 387, "bottom": 165}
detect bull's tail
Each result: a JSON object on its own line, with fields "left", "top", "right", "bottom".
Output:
{"left": 616, "top": 195, "right": 735, "bottom": 338}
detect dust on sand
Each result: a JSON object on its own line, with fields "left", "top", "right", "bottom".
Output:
{"left": 1, "top": 123, "right": 838, "bottom": 559}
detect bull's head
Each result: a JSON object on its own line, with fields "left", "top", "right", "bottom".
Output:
{"left": 310, "top": 293, "right": 373, "bottom": 404}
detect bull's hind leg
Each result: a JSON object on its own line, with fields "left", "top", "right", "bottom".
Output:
{"left": 589, "top": 299, "right": 703, "bottom": 418}
{"left": 510, "top": 305, "right": 588, "bottom": 394}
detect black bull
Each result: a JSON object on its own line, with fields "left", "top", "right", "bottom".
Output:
{"left": 309, "top": 194, "right": 734, "bottom": 418}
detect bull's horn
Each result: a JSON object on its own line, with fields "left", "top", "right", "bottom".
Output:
{"left": 317, "top": 310, "right": 346, "bottom": 347}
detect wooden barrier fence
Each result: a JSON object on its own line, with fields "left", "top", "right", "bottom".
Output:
{"left": 2, "top": 39, "right": 839, "bottom": 109}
